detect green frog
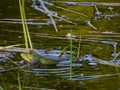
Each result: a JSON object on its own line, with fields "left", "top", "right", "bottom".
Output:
{"left": 21, "top": 51, "right": 58, "bottom": 65}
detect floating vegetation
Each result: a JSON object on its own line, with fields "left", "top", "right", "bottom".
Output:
{"left": 84, "top": 20, "right": 98, "bottom": 30}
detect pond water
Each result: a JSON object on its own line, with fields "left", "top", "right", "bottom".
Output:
{"left": 0, "top": 0, "right": 120, "bottom": 90}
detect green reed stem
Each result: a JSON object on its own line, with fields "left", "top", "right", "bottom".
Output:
{"left": 19, "top": 0, "right": 33, "bottom": 52}
{"left": 17, "top": 71, "right": 22, "bottom": 90}
{"left": 70, "top": 31, "right": 73, "bottom": 80}
{"left": 21, "top": 0, "right": 33, "bottom": 50}
{"left": 77, "top": 35, "right": 81, "bottom": 58}
{"left": 19, "top": 0, "right": 28, "bottom": 51}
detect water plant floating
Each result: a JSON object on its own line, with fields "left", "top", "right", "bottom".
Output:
{"left": 94, "top": 4, "right": 102, "bottom": 15}
{"left": 42, "top": 1, "right": 88, "bottom": 17}
{"left": 32, "top": 0, "right": 58, "bottom": 33}
{"left": 31, "top": 0, "right": 78, "bottom": 28}
{"left": 85, "top": 20, "right": 97, "bottom": 30}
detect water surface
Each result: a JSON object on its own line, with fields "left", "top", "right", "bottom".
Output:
{"left": 0, "top": 0, "right": 120, "bottom": 90}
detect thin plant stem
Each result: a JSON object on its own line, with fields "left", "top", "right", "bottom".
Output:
{"left": 19, "top": 0, "right": 29, "bottom": 52}
{"left": 54, "top": 5, "right": 88, "bottom": 18}
{"left": 42, "top": 1, "right": 88, "bottom": 17}
{"left": 39, "top": 0, "right": 58, "bottom": 33}
{"left": 0, "top": 64, "right": 31, "bottom": 73}
{"left": 77, "top": 35, "right": 81, "bottom": 58}
{"left": 59, "top": 45, "right": 69, "bottom": 57}
{"left": 112, "top": 51, "right": 120, "bottom": 79}
{"left": 17, "top": 71, "right": 22, "bottom": 90}
{"left": 21, "top": 71, "right": 28, "bottom": 87}
{"left": 21, "top": 0, "right": 33, "bottom": 50}
{"left": 53, "top": 15, "right": 76, "bottom": 25}
{"left": 70, "top": 30, "right": 72, "bottom": 80}
{"left": 19, "top": 0, "right": 33, "bottom": 52}
{"left": 115, "top": 68, "right": 120, "bottom": 79}
{"left": 112, "top": 51, "right": 120, "bottom": 60}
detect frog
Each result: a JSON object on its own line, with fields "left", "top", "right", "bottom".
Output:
{"left": 21, "top": 50, "right": 58, "bottom": 66}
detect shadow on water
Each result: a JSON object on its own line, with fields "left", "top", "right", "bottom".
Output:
{"left": 0, "top": 0, "right": 120, "bottom": 90}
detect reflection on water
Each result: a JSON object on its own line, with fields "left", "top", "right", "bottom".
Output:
{"left": 0, "top": 0, "right": 120, "bottom": 90}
